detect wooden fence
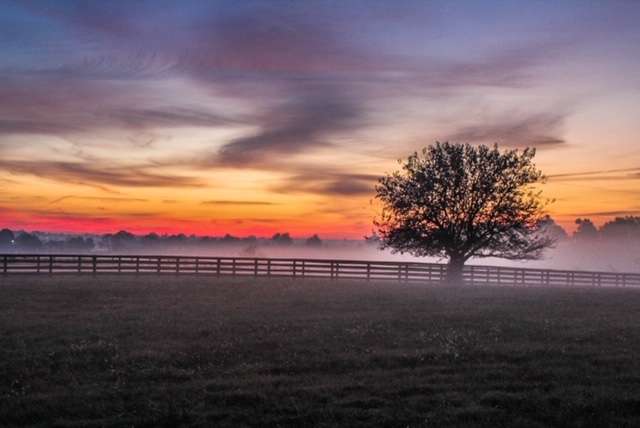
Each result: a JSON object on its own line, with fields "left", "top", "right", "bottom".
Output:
{"left": 2, "top": 254, "right": 640, "bottom": 288}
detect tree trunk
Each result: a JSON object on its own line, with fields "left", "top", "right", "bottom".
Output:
{"left": 445, "top": 256, "right": 465, "bottom": 286}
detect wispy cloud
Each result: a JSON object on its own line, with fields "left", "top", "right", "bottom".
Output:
{"left": 568, "top": 210, "right": 640, "bottom": 217}
{"left": 0, "top": 160, "right": 203, "bottom": 188}
{"left": 548, "top": 167, "right": 640, "bottom": 182}
{"left": 2, "top": 3, "right": 575, "bottom": 160}
{"left": 50, "top": 195, "right": 148, "bottom": 205}
{"left": 0, "top": 76, "right": 239, "bottom": 138}
{"left": 271, "top": 170, "right": 379, "bottom": 196}
{"left": 213, "top": 85, "right": 365, "bottom": 167}
{"left": 201, "top": 200, "right": 277, "bottom": 206}
{"left": 447, "top": 112, "right": 566, "bottom": 148}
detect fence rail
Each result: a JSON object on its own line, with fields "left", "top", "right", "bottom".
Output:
{"left": 2, "top": 254, "right": 640, "bottom": 288}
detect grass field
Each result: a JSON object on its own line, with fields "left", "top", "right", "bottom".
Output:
{"left": 1, "top": 275, "right": 640, "bottom": 427}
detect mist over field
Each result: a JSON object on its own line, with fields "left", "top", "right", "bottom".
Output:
{"left": 3, "top": 228, "right": 640, "bottom": 273}
{"left": 131, "top": 240, "right": 640, "bottom": 273}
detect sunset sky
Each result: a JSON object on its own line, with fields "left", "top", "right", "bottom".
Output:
{"left": 1, "top": 0, "right": 639, "bottom": 238}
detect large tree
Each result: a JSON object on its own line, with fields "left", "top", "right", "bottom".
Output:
{"left": 375, "top": 142, "right": 553, "bottom": 285}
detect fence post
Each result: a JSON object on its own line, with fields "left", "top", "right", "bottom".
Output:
{"left": 622, "top": 274, "right": 627, "bottom": 288}
{"left": 77, "top": 256, "right": 81, "bottom": 273}
{"left": 293, "top": 260, "right": 297, "bottom": 278}
{"left": 301, "top": 260, "right": 305, "bottom": 278}
{"left": 136, "top": 256, "right": 140, "bottom": 273}
{"left": 267, "top": 259, "right": 271, "bottom": 277}
{"left": 232, "top": 258, "right": 236, "bottom": 277}
{"left": 195, "top": 258, "right": 199, "bottom": 274}
{"left": 49, "top": 255, "right": 53, "bottom": 274}
{"left": 118, "top": 256, "right": 122, "bottom": 273}
{"left": 366, "top": 263, "right": 370, "bottom": 281}
{"left": 36, "top": 255, "right": 40, "bottom": 273}
{"left": 254, "top": 259, "right": 258, "bottom": 277}
{"left": 157, "top": 257, "right": 161, "bottom": 273}
{"left": 330, "top": 261, "right": 334, "bottom": 280}
{"left": 3, "top": 255, "right": 6, "bottom": 274}
{"left": 93, "top": 256, "right": 97, "bottom": 274}
{"left": 176, "top": 257, "right": 180, "bottom": 274}
{"left": 216, "top": 258, "right": 221, "bottom": 276}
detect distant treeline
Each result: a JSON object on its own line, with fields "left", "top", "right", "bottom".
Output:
{"left": 522, "top": 216, "right": 640, "bottom": 243}
{"left": 0, "top": 229, "right": 327, "bottom": 253}
{"left": 1, "top": 216, "right": 639, "bottom": 253}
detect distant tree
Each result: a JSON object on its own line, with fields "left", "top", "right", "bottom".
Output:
{"left": 141, "top": 232, "right": 160, "bottom": 248}
{"left": 375, "top": 142, "right": 553, "bottom": 285}
{"left": 15, "top": 232, "right": 43, "bottom": 251}
{"left": 271, "top": 232, "right": 293, "bottom": 246}
{"left": 65, "top": 236, "right": 94, "bottom": 252}
{"left": 198, "top": 236, "right": 215, "bottom": 246}
{"left": 221, "top": 233, "right": 239, "bottom": 243}
{"left": 538, "top": 215, "right": 568, "bottom": 241}
{"left": 166, "top": 234, "right": 188, "bottom": 247}
{"left": 106, "top": 230, "right": 136, "bottom": 251}
{"left": 573, "top": 218, "right": 598, "bottom": 241}
{"left": 306, "top": 234, "right": 322, "bottom": 247}
{"left": 0, "top": 228, "right": 14, "bottom": 249}
{"left": 600, "top": 216, "right": 640, "bottom": 241}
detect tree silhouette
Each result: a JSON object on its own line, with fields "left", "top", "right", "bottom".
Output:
{"left": 573, "top": 218, "right": 598, "bottom": 241}
{"left": 306, "top": 234, "right": 322, "bottom": 247}
{"left": 538, "top": 215, "right": 568, "bottom": 241}
{"left": 65, "top": 236, "right": 94, "bottom": 252}
{"left": 15, "top": 232, "right": 43, "bottom": 251}
{"left": 105, "top": 230, "right": 136, "bottom": 251}
{"left": 375, "top": 142, "right": 553, "bottom": 285}
{"left": 221, "top": 233, "right": 239, "bottom": 243}
{"left": 271, "top": 232, "right": 293, "bottom": 246}
{"left": 0, "top": 228, "right": 14, "bottom": 249}
{"left": 141, "top": 232, "right": 160, "bottom": 249}
{"left": 600, "top": 216, "right": 640, "bottom": 241}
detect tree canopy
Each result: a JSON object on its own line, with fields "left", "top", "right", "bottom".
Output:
{"left": 0, "top": 228, "right": 14, "bottom": 248}
{"left": 375, "top": 142, "right": 554, "bottom": 284}
{"left": 306, "top": 234, "right": 323, "bottom": 247}
{"left": 600, "top": 216, "right": 640, "bottom": 240}
{"left": 574, "top": 218, "right": 598, "bottom": 240}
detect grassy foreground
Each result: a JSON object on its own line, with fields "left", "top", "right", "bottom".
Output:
{"left": 1, "top": 275, "right": 640, "bottom": 427}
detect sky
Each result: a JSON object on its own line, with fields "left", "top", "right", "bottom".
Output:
{"left": 0, "top": 0, "right": 639, "bottom": 238}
